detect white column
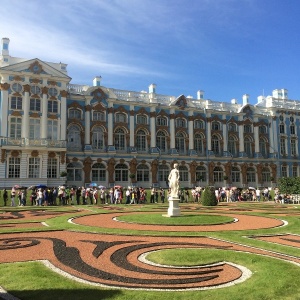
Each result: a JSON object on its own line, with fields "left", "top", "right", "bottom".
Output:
{"left": 41, "top": 92, "right": 48, "bottom": 139}
{"left": 0, "top": 84, "right": 9, "bottom": 136}
{"left": 107, "top": 103, "right": 114, "bottom": 145}
{"left": 84, "top": 107, "right": 91, "bottom": 145}
{"left": 129, "top": 105, "right": 134, "bottom": 147}
{"left": 150, "top": 106, "right": 156, "bottom": 147}
{"left": 21, "top": 89, "right": 30, "bottom": 139}
{"left": 60, "top": 91, "right": 67, "bottom": 140}
{"left": 170, "top": 108, "right": 175, "bottom": 148}
{"left": 188, "top": 111, "right": 194, "bottom": 149}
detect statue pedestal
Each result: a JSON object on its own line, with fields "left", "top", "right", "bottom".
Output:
{"left": 163, "top": 197, "right": 181, "bottom": 217}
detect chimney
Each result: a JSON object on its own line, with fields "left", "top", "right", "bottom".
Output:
{"left": 231, "top": 98, "right": 237, "bottom": 104}
{"left": 197, "top": 90, "right": 204, "bottom": 100}
{"left": 257, "top": 96, "right": 265, "bottom": 103}
{"left": 93, "top": 76, "right": 102, "bottom": 87}
{"left": 1, "top": 37, "right": 9, "bottom": 56}
{"left": 272, "top": 89, "right": 281, "bottom": 98}
{"left": 242, "top": 94, "right": 249, "bottom": 105}
{"left": 282, "top": 89, "right": 288, "bottom": 99}
{"left": 148, "top": 83, "right": 156, "bottom": 93}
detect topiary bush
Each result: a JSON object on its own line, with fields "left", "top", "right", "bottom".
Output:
{"left": 201, "top": 187, "right": 218, "bottom": 206}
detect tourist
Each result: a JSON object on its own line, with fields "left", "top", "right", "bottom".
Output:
{"left": 3, "top": 189, "right": 8, "bottom": 206}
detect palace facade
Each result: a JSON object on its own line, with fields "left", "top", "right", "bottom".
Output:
{"left": 0, "top": 37, "right": 298, "bottom": 189}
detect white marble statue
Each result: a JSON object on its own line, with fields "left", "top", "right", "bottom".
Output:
{"left": 168, "top": 163, "right": 180, "bottom": 198}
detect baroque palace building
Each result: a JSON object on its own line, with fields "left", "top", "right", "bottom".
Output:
{"left": 0, "top": 37, "right": 298, "bottom": 189}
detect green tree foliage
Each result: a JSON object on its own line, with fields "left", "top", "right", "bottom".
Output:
{"left": 278, "top": 177, "right": 300, "bottom": 194}
{"left": 201, "top": 187, "right": 218, "bottom": 206}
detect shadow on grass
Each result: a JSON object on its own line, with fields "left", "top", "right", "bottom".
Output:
{"left": 8, "top": 288, "right": 123, "bottom": 300}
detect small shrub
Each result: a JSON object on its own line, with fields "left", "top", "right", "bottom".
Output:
{"left": 201, "top": 187, "right": 218, "bottom": 206}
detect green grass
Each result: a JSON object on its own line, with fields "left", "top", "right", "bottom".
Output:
{"left": 117, "top": 213, "right": 233, "bottom": 225}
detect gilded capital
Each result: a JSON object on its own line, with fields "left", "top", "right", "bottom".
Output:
{"left": 0, "top": 83, "right": 10, "bottom": 91}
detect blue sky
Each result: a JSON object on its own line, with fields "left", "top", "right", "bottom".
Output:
{"left": 1, "top": 0, "right": 300, "bottom": 104}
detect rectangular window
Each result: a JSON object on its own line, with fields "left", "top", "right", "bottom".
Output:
{"left": 280, "top": 138, "right": 286, "bottom": 155}
{"left": 291, "top": 139, "right": 297, "bottom": 156}
{"left": 281, "top": 166, "right": 288, "bottom": 177}
{"left": 47, "top": 158, "right": 57, "bottom": 178}
{"left": 279, "top": 124, "right": 285, "bottom": 134}
{"left": 30, "top": 98, "right": 41, "bottom": 111}
{"left": 93, "top": 111, "right": 105, "bottom": 121}
{"left": 48, "top": 101, "right": 58, "bottom": 113}
{"left": 11, "top": 96, "right": 22, "bottom": 110}
{"left": 28, "top": 157, "right": 40, "bottom": 178}
{"left": 292, "top": 166, "right": 298, "bottom": 177}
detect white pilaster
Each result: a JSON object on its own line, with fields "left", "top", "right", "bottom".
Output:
{"left": 41, "top": 93, "right": 48, "bottom": 139}
{"left": 238, "top": 116, "right": 244, "bottom": 152}
{"left": 222, "top": 116, "right": 227, "bottom": 151}
{"left": 254, "top": 125, "right": 259, "bottom": 153}
{"left": 207, "top": 120, "right": 211, "bottom": 151}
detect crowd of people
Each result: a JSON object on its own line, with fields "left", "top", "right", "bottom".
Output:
{"left": 0, "top": 185, "right": 295, "bottom": 206}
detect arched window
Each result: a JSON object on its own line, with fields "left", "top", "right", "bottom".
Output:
{"left": 67, "top": 125, "right": 81, "bottom": 150}
{"left": 136, "top": 129, "right": 147, "bottom": 152}
{"left": 69, "top": 108, "right": 82, "bottom": 119}
{"left": 92, "top": 126, "right": 104, "bottom": 150}
{"left": 262, "top": 167, "right": 271, "bottom": 182}
{"left": 196, "top": 166, "right": 206, "bottom": 182}
{"left": 137, "top": 164, "right": 149, "bottom": 182}
{"left": 194, "top": 133, "right": 204, "bottom": 155}
{"left": 137, "top": 114, "right": 147, "bottom": 125}
{"left": 228, "top": 123, "right": 237, "bottom": 132}
{"left": 115, "top": 163, "right": 128, "bottom": 181}
{"left": 116, "top": 113, "right": 127, "bottom": 123}
{"left": 212, "top": 135, "right": 221, "bottom": 155}
{"left": 67, "top": 162, "right": 82, "bottom": 181}
{"left": 228, "top": 136, "right": 236, "bottom": 156}
{"left": 93, "top": 111, "right": 105, "bottom": 121}
{"left": 213, "top": 166, "right": 223, "bottom": 182}
{"left": 158, "top": 165, "right": 169, "bottom": 182}
{"left": 179, "top": 165, "right": 188, "bottom": 181}
{"left": 176, "top": 118, "right": 186, "bottom": 128}
{"left": 194, "top": 119, "right": 204, "bottom": 129}
{"left": 156, "top": 131, "right": 167, "bottom": 153}
{"left": 92, "top": 163, "right": 106, "bottom": 181}
{"left": 246, "top": 167, "right": 256, "bottom": 183}
{"left": 231, "top": 167, "right": 240, "bottom": 183}
{"left": 114, "top": 128, "right": 126, "bottom": 150}
{"left": 244, "top": 137, "right": 252, "bottom": 157}
{"left": 175, "top": 132, "right": 186, "bottom": 154}
{"left": 156, "top": 116, "right": 167, "bottom": 126}
{"left": 212, "top": 121, "right": 220, "bottom": 131}
{"left": 259, "top": 138, "right": 267, "bottom": 158}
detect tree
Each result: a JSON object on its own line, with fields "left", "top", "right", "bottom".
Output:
{"left": 278, "top": 177, "right": 300, "bottom": 194}
{"left": 201, "top": 187, "right": 218, "bottom": 206}
{"left": 129, "top": 173, "right": 136, "bottom": 186}
{"left": 60, "top": 171, "right": 67, "bottom": 177}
